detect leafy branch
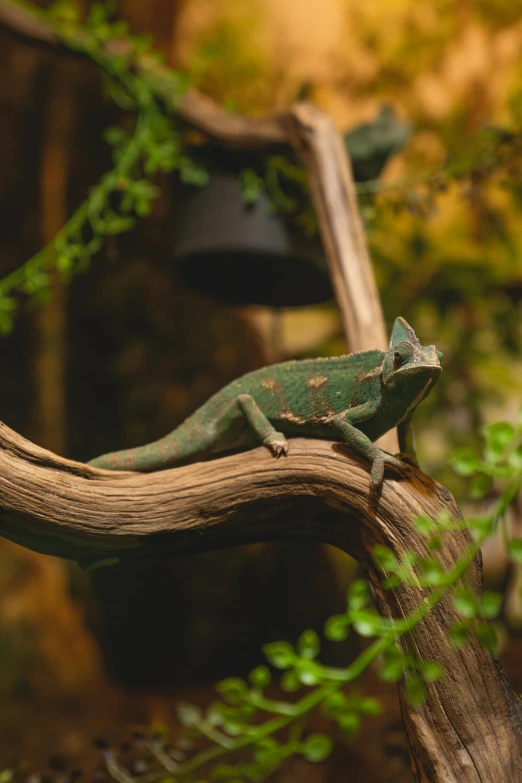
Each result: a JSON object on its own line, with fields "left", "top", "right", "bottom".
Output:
{"left": 0, "top": 0, "right": 207, "bottom": 332}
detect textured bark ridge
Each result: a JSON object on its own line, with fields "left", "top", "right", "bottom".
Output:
{"left": 0, "top": 420, "right": 520, "bottom": 782}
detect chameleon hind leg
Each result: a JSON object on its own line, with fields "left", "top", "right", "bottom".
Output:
{"left": 213, "top": 394, "right": 288, "bottom": 457}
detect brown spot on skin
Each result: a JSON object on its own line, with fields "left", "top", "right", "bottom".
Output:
{"left": 307, "top": 374, "right": 328, "bottom": 388}
{"left": 159, "top": 442, "right": 171, "bottom": 460}
{"left": 280, "top": 408, "right": 306, "bottom": 425}
{"left": 261, "top": 378, "right": 279, "bottom": 391}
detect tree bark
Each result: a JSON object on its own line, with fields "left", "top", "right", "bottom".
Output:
{"left": 0, "top": 420, "right": 520, "bottom": 782}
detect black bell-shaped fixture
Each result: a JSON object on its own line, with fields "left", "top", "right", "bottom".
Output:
{"left": 171, "top": 108, "right": 410, "bottom": 307}
{"left": 171, "top": 158, "right": 331, "bottom": 308}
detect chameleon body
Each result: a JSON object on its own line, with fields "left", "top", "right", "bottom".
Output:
{"left": 89, "top": 317, "right": 442, "bottom": 489}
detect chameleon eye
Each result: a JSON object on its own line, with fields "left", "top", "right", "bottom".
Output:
{"left": 392, "top": 342, "right": 413, "bottom": 368}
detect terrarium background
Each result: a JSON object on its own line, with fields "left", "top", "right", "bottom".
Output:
{"left": 0, "top": 0, "right": 522, "bottom": 779}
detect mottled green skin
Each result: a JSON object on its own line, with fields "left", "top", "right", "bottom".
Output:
{"left": 89, "top": 317, "right": 442, "bottom": 488}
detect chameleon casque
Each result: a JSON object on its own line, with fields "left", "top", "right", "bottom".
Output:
{"left": 89, "top": 317, "right": 442, "bottom": 489}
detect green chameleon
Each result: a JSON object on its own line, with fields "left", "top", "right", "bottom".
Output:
{"left": 89, "top": 317, "right": 442, "bottom": 490}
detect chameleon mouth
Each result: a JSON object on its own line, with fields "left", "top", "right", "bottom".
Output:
{"left": 394, "top": 364, "right": 441, "bottom": 376}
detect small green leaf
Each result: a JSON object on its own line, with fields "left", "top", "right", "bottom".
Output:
{"left": 470, "top": 473, "right": 491, "bottom": 500}
{"left": 380, "top": 661, "right": 405, "bottom": 683}
{"left": 296, "top": 660, "right": 321, "bottom": 685}
{"left": 0, "top": 296, "right": 17, "bottom": 334}
{"left": 0, "top": 771, "right": 13, "bottom": 783}
{"left": 418, "top": 557, "right": 444, "bottom": 585}
{"left": 352, "top": 610, "right": 380, "bottom": 637}
{"left": 101, "top": 215, "right": 136, "bottom": 234}
{"left": 253, "top": 737, "right": 282, "bottom": 764}
{"left": 324, "top": 614, "right": 350, "bottom": 641}
{"left": 263, "top": 641, "right": 295, "bottom": 670}
{"left": 359, "top": 697, "right": 382, "bottom": 715}
{"left": 176, "top": 702, "right": 202, "bottom": 727}
{"left": 380, "top": 649, "right": 406, "bottom": 682}
{"left": 484, "top": 422, "right": 515, "bottom": 459}
{"left": 419, "top": 660, "right": 444, "bottom": 682}
{"left": 508, "top": 445, "right": 522, "bottom": 470}
{"left": 508, "top": 539, "right": 522, "bottom": 563}
{"left": 280, "top": 670, "right": 300, "bottom": 692}
{"left": 300, "top": 734, "right": 333, "bottom": 762}
{"left": 249, "top": 665, "right": 271, "bottom": 688}
{"left": 222, "top": 717, "right": 243, "bottom": 736}
{"left": 480, "top": 591, "right": 503, "bottom": 619}
{"left": 404, "top": 674, "right": 427, "bottom": 706}
{"left": 297, "top": 629, "right": 320, "bottom": 659}
{"left": 414, "top": 516, "right": 436, "bottom": 534}
{"left": 104, "top": 125, "right": 128, "bottom": 147}
{"left": 427, "top": 535, "right": 442, "bottom": 551}
{"left": 337, "top": 711, "right": 361, "bottom": 737}
{"left": 449, "top": 620, "right": 471, "bottom": 648}
{"left": 206, "top": 701, "right": 225, "bottom": 726}
{"left": 475, "top": 622, "right": 498, "bottom": 651}
{"left": 347, "top": 579, "right": 370, "bottom": 610}
{"left": 373, "top": 545, "right": 399, "bottom": 572}
{"left": 450, "top": 447, "right": 481, "bottom": 476}
{"left": 323, "top": 692, "right": 349, "bottom": 717}
{"left": 452, "top": 588, "right": 479, "bottom": 619}
{"left": 382, "top": 575, "right": 402, "bottom": 590}
{"left": 467, "top": 516, "right": 494, "bottom": 535}
{"left": 240, "top": 168, "right": 265, "bottom": 204}
{"left": 179, "top": 157, "right": 210, "bottom": 186}
{"left": 216, "top": 677, "right": 247, "bottom": 705}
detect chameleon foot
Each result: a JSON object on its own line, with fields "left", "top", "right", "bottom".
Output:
{"left": 266, "top": 434, "right": 289, "bottom": 458}
{"left": 394, "top": 452, "right": 419, "bottom": 468}
{"left": 370, "top": 451, "right": 404, "bottom": 489}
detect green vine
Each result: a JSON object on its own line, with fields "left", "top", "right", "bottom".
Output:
{"left": 0, "top": 0, "right": 208, "bottom": 332}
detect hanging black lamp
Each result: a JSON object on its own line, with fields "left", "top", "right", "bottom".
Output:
{"left": 171, "top": 150, "right": 331, "bottom": 307}
{"left": 171, "top": 108, "right": 410, "bottom": 307}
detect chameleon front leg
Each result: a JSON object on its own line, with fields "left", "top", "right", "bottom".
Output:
{"left": 233, "top": 394, "right": 288, "bottom": 456}
{"left": 331, "top": 403, "right": 403, "bottom": 489}
{"left": 397, "top": 418, "right": 419, "bottom": 468}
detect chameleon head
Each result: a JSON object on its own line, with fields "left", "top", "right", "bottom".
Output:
{"left": 381, "top": 317, "right": 442, "bottom": 393}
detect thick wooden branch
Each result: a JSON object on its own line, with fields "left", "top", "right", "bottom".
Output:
{"left": 0, "top": 420, "right": 520, "bottom": 782}
{"left": 286, "top": 105, "right": 387, "bottom": 354}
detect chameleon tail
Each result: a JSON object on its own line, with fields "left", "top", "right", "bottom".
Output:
{"left": 88, "top": 422, "right": 205, "bottom": 471}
